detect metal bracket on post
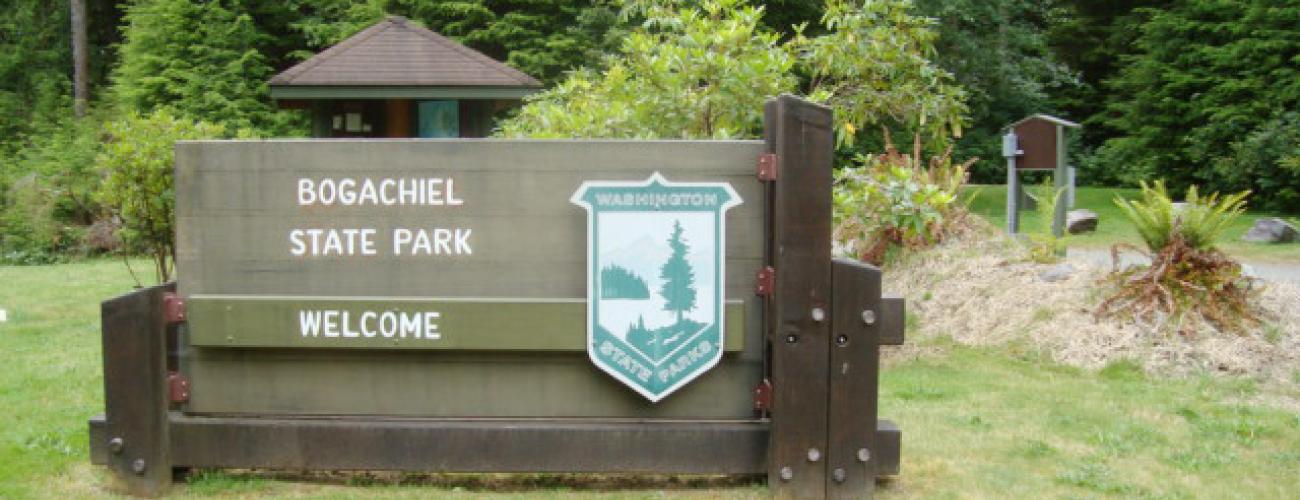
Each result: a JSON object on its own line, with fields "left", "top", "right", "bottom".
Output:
{"left": 100, "top": 283, "right": 174, "bottom": 496}
{"left": 757, "top": 153, "right": 779, "bottom": 181}
{"left": 755, "top": 266, "right": 775, "bottom": 297}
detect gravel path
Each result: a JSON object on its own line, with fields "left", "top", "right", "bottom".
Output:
{"left": 1068, "top": 248, "right": 1300, "bottom": 284}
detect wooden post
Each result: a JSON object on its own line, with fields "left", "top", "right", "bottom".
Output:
{"left": 827, "top": 259, "right": 883, "bottom": 498}
{"left": 1052, "top": 124, "right": 1068, "bottom": 238}
{"left": 765, "top": 94, "right": 834, "bottom": 498}
{"left": 100, "top": 284, "right": 173, "bottom": 496}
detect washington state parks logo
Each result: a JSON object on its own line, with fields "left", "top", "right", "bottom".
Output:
{"left": 571, "top": 173, "right": 741, "bottom": 402}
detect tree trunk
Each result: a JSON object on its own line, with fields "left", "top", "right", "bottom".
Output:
{"left": 70, "top": 0, "right": 89, "bottom": 118}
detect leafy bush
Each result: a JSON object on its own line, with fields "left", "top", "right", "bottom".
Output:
{"left": 1096, "top": 181, "right": 1255, "bottom": 333}
{"left": 834, "top": 133, "right": 973, "bottom": 264}
{"left": 1025, "top": 177, "right": 1066, "bottom": 263}
{"left": 0, "top": 114, "right": 105, "bottom": 263}
{"left": 498, "top": 0, "right": 966, "bottom": 146}
{"left": 1210, "top": 113, "right": 1300, "bottom": 213}
{"left": 96, "top": 109, "right": 224, "bottom": 283}
{"left": 0, "top": 175, "right": 63, "bottom": 264}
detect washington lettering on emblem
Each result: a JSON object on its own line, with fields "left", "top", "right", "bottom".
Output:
{"left": 572, "top": 172, "right": 741, "bottom": 402}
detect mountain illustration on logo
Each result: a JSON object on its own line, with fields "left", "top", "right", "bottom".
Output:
{"left": 613, "top": 220, "right": 706, "bottom": 362}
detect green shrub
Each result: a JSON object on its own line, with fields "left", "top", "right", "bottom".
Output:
{"left": 0, "top": 176, "right": 62, "bottom": 264}
{"left": 1025, "top": 177, "right": 1066, "bottom": 263}
{"left": 1211, "top": 113, "right": 1300, "bottom": 213}
{"left": 0, "top": 113, "right": 105, "bottom": 263}
{"left": 96, "top": 109, "right": 224, "bottom": 283}
{"left": 834, "top": 135, "right": 973, "bottom": 264}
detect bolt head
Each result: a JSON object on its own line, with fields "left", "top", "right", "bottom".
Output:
{"left": 779, "top": 466, "right": 794, "bottom": 481}
{"left": 131, "top": 458, "right": 146, "bottom": 475}
{"left": 807, "top": 447, "right": 821, "bottom": 462}
{"left": 835, "top": 334, "right": 849, "bottom": 346}
{"left": 857, "top": 448, "right": 871, "bottom": 463}
{"left": 785, "top": 334, "right": 798, "bottom": 344}
{"left": 108, "top": 437, "right": 124, "bottom": 455}
{"left": 833, "top": 468, "right": 847, "bottom": 483}
{"left": 811, "top": 307, "right": 826, "bottom": 323}
{"left": 861, "top": 309, "right": 876, "bottom": 325}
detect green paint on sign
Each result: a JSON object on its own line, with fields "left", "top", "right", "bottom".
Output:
{"left": 571, "top": 173, "right": 741, "bottom": 402}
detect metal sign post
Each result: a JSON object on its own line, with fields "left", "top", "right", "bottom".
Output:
{"left": 1003, "top": 131, "right": 1021, "bottom": 234}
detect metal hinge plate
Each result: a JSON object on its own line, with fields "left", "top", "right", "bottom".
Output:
{"left": 755, "top": 266, "right": 775, "bottom": 296}
{"left": 757, "top": 153, "right": 778, "bottom": 181}
{"left": 168, "top": 371, "right": 190, "bottom": 403}
{"left": 753, "top": 379, "right": 773, "bottom": 414}
{"left": 163, "top": 292, "right": 186, "bottom": 324}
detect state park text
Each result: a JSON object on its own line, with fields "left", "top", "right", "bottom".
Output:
{"left": 290, "top": 176, "right": 472, "bottom": 257}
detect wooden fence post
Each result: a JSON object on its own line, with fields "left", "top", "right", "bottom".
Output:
{"left": 100, "top": 284, "right": 174, "bottom": 496}
{"left": 765, "top": 94, "right": 835, "bottom": 499}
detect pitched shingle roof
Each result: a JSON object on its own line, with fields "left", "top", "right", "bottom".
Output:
{"left": 269, "top": 16, "right": 541, "bottom": 88}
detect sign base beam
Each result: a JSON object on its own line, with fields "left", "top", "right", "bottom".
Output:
{"left": 90, "top": 414, "right": 902, "bottom": 476}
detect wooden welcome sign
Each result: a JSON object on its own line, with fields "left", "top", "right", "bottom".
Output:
{"left": 88, "top": 95, "right": 904, "bottom": 499}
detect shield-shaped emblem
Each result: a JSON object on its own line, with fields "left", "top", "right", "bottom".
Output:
{"left": 571, "top": 173, "right": 742, "bottom": 402}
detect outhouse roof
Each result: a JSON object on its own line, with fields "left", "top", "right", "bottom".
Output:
{"left": 1009, "top": 114, "right": 1080, "bottom": 129}
{"left": 269, "top": 16, "right": 541, "bottom": 100}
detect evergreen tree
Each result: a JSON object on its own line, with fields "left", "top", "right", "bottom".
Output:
{"left": 112, "top": 0, "right": 296, "bottom": 135}
{"left": 1099, "top": 0, "right": 1300, "bottom": 207}
{"left": 1047, "top": 0, "right": 1171, "bottom": 164}
{"left": 289, "top": 0, "right": 625, "bottom": 83}
{"left": 914, "top": 0, "right": 1077, "bottom": 182}
{"left": 659, "top": 220, "right": 697, "bottom": 323}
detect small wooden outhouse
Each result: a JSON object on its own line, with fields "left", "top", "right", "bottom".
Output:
{"left": 269, "top": 16, "right": 542, "bottom": 138}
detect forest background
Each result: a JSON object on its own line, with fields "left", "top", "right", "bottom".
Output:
{"left": 2, "top": 0, "right": 1298, "bottom": 263}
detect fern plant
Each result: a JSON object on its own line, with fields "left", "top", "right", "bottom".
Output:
{"left": 1098, "top": 181, "right": 1255, "bottom": 333}
{"left": 1025, "top": 177, "right": 1066, "bottom": 263}
{"left": 1114, "top": 181, "right": 1249, "bottom": 252}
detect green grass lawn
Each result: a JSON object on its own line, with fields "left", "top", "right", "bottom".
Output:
{"left": 964, "top": 184, "right": 1300, "bottom": 262}
{"left": 2, "top": 260, "right": 1298, "bottom": 498}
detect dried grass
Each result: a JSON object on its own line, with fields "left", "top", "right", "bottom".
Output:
{"left": 882, "top": 223, "right": 1300, "bottom": 386}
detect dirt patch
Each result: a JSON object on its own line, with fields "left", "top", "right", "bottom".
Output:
{"left": 880, "top": 227, "right": 1300, "bottom": 387}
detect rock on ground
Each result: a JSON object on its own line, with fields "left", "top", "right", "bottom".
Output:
{"left": 1242, "top": 217, "right": 1298, "bottom": 243}
{"left": 1039, "top": 263, "right": 1075, "bottom": 283}
{"left": 1066, "top": 209, "right": 1098, "bottom": 234}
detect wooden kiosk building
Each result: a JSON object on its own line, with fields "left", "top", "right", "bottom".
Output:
{"left": 269, "top": 16, "right": 542, "bottom": 138}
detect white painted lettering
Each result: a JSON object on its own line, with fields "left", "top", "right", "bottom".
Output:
{"left": 322, "top": 310, "right": 340, "bottom": 337}
{"left": 360, "top": 311, "right": 377, "bottom": 338}
{"left": 299, "top": 310, "right": 323, "bottom": 337}
{"left": 298, "top": 178, "right": 316, "bottom": 205}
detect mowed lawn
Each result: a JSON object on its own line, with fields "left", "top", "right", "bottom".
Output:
{"left": 964, "top": 185, "right": 1300, "bottom": 262}
{"left": 2, "top": 260, "right": 1299, "bottom": 498}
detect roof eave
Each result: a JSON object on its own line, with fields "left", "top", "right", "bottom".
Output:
{"left": 269, "top": 85, "right": 542, "bottom": 100}
{"left": 1009, "top": 114, "right": 1081, "bottom": 129}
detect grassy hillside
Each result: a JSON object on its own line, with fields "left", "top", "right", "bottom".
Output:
{"left": 1, "top": 259, "right": 1297, "bottom": 498}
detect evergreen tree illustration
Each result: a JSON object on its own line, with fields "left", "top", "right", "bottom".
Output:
{"left": 659, "top": 220, "right": 698, "bottom": 331}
